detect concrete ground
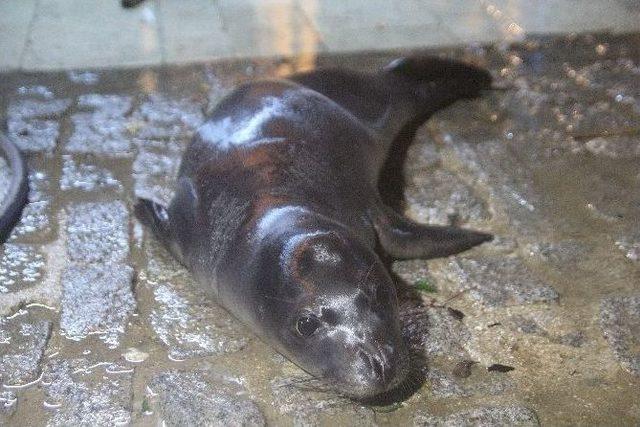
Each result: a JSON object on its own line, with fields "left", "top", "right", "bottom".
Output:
{"left": 1, "top": 0, "right": 640, "bottom": 71}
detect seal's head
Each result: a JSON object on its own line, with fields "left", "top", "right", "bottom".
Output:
{"left": 255, "top": 227, "right": 410, "bottom": 400}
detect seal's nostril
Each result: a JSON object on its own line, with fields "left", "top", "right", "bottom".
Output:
{"left": 371, "top": 357, "right": 385, "bottom": 380}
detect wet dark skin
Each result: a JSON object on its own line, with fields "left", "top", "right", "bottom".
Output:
{"left": 136, "top": 56, "right": 493, "bottom": 401}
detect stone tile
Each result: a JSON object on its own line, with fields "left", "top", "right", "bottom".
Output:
{"left": 0, "top": 391, "right": 18, "bottom": 420}
{"left": 142, "top": 232, "right": 247, "bottom": 360}
{"left": 22, "top": 0, "right": 161, "bottom": 70}
{"left": 149, "top": 283, "right": 247, "bottom": 360}
{"left": 0, "top": 0, "right": 36, "bottom": 71}
{"left": 60, "top": 155, "right": 123, "bottom": 193}
{"left": 405, "top": 168, "right": 491, "bottom": 226}
{"left": 6, "top": 98, "right": 72, "bottom": 152}
{"left": 270, "top": 375, "right": 375, "bottom": 426}
{"left": 600, "top": 294, "right": 640, "bottom": 375}
{"left": 615, "top": 233, "right": 640, "bottom": 262}
{"left": 65, "top": 113, "right": 133, "bottom": 156}
{"left": 132, "top": 94, "right": 204, "bottom": 140}
{"left": 0, "top": 313, "right": 51, "bottom": 386}
{"left": 582, "top": 136, "right": 640, "bottom": 159}
{"left": 65, "top": 201, "right": 129, "bottom": 265}
{"left": 9, "top": 168, "right": 53, "bottom": 241}
{"left": 414, "top": 405, "right": 539, "bottom": 426}
{"left": 0, "top": 244, "right": 46, "bottom": 294}
{"left": 148, "top": 371, "right": 265, "bottom": 426}
{"left": 428, "top": 255, "right": 559, "bottom": 307}
{"left": 59, "top": 265, "right": 135, "bottom": 348}
{"left": 43, "top": 358, "right": 133, "bottom": 426}
{"left": 426, "top": 368, "right": 514, "bottom": 399}
{"left": 158, "top": 0, "right": 234, "bottom": 63}
{"left": 133, "top": 149, "right": 180, "bottom": 204}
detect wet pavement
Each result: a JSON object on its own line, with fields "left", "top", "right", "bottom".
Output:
{"left": 0, "top": 32, "right": 639, "bottom": 426}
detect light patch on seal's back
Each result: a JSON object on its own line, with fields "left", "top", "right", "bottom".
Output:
{"left": 311, "top": 242, "right": 342, "bottom": 265}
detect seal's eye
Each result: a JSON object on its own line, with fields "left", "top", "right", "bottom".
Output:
{"left": 296, "top": 315, "right": 321, "bottom": 337}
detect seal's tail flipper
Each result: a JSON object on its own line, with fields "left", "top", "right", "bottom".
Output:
{"left": 384, "top": 56, "right": 493, "bottom": 122}
{"left": 370, "top": 202, "right": 493, "bottom": 260}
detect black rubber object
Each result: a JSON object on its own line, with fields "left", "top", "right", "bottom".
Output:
{"left": 121, "top": 0, "right": 147, "bottom": 8}
{"left": 0, "top": 134, "right": 29, "bottom": 244}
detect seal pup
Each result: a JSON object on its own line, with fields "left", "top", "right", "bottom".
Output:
{"left": 136, "top": 56, "right": 492, "bottom": 400}
{"left": 0, "top": 134, "right": 29, "bottom": 244}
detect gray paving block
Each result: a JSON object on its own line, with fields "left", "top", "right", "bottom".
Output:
{"left": 43, "top": 358, "right": 133, "bottom": 426}
{"left": 65, "top": 201, "right": 129, "bottom": 264}
{"left": 429, "top": 255, "right": 559, "bottom": 307}
{"left": 601, "top": 294, "right": 640, "bottom": 376}
{"left": 414, "top": 405, "right": 539, "bottom": 426}
{"left": 148, "top": 371, "right": 265, "bottom": 427}
{"left": 60, "top": 264, "right": 135, "bottom": 348}
{"left": 0, "top": 314, "right": 51, "bottom": 386}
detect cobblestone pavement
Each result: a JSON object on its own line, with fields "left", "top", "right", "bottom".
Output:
{"left": 1, "top": 32, "right": 639, "bottom": 426}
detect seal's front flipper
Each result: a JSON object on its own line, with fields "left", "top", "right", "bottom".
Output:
{"left": 135, "top": 197, "right": 186, "bottom": 264}
{"left": 370, "top": 203, "right": 492, "bottom": 260}
{"left": 135, "top": 198, "right": 171, "bottom": 240}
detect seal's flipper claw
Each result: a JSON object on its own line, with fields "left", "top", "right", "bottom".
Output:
{"left": 135, "top": 198, "right": 171, "bottom": 239}
{"left": 371, "top": 203, "right": 492, "bottom": 260}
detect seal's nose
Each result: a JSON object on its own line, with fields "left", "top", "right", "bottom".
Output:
{"left": 357, "top": 348, "right": 393, "bottom": 387}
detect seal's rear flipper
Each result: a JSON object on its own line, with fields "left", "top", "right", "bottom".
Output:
{"left": 370, "top": 203, "right": 492, "bottom": 260}
{"left": 383, "top": 56, "right": 493, "bottom": 125}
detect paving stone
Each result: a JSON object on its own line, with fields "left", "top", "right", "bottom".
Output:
{"left": 65, "top": 95, "right": 134, "bottom": 155}
{"left": 7, "top": 99, "right": 72, "bottom": 121}
{"left": 270, "top": 375, "right": 375, "bottom": 426}
{"left": 426, "top": 368, "right": 514, "bottom": 399}
{"left": 414, "top": 405, "right": 539, "bottom": 426}
{"left": 66, "top": 201, "right": 129, "bottom": 264}
{"left": 405, "top": 168, "right": 490, "bottom": 226}
{"left": 442, "top": 139, "right": 550, "bottom": 237}
{"left": 6, "top": 98, "right": 72, "bottom": 152}
{"left": 149, "top": 283, "right": 246, "bottom": 360}
{"left": 8, "top": 119, "right": 60, "bottom": 152}
{"left": 60, "top": 155, "right": 122, "bottom": 192}
{"left": 600, "top": 294, "right": 640, "bottom": 376}
{"left": 583, "top": 136, "right": 640, "bottom": 159}
{"left": 16, "top": 85, "right": 54, "bottom": 99}
{"left": 615, "top": 233, "right": 640, "bottom": 262}
{"left": 133, "top": 149, "right": 180, "bottom": 204}
{"left": 9, "top": 169, "right": 53, "bottom": 241}
{"left": 132, "top": 95, "right": 204, "bottom": 140}
{"left": 0, "top": 313, "right": 51, "bottom": 386}
{"left": 523, "top": 240, "right": 590, "bottom": 267}
{"left": 66, "top": 71, "right": 100, "bottom": 85}
{"left": 422, "top": 306, "right": 472, "bottom": 360}
{"left": 65, "top": 112, "right": 132, "bottom": 155}
{"left": 60, "top": 265, "right": 135, "bottom": 348}
{"left": 428, "top": 256, "right": 559, "bottom": 307}
{"left": 148, "top": 371, "right": 265, "bottom": 427}
{"left": 43, "top": 358, "right": 133, "bottom": 426}
{"left": 0, "top": 244, "right": 46, "bottom": 294}
{"left": 77, "top": 94, "right": 132, "bottom": 116}
{"left": 0, "top": 391, "right": 17, "bottom": 419}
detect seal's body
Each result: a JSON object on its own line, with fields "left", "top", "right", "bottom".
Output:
{"left": 0, "top": 134, "right": 29, "bottom": 244}
{"left": 136, "top": 57, "right": 492, "bottom": 400}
